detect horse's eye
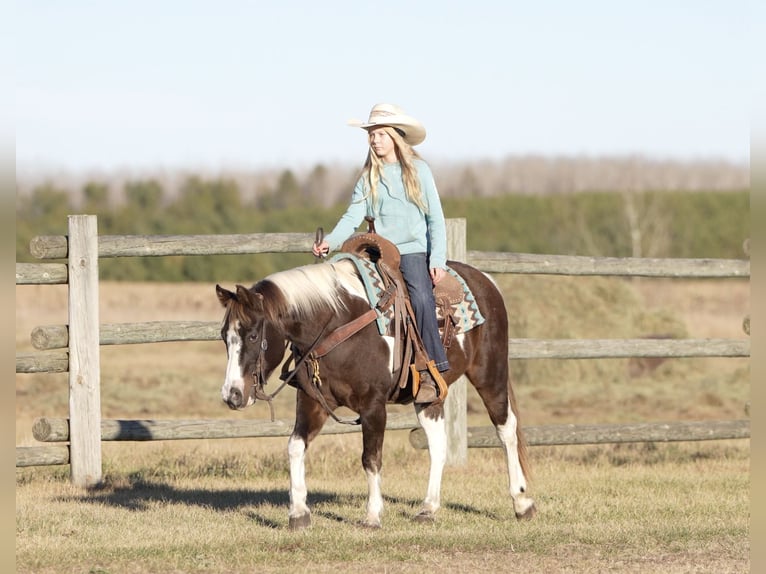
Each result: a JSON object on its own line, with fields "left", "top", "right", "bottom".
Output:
{"left": 248, "top": 332, "right": 258, "bottom": 343}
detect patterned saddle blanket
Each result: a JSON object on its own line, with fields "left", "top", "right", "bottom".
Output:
{"left": 328, "top": 252, "right": 486, "bottom": 336}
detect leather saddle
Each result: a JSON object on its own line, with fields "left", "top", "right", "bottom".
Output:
{"left": 339, "top": 217, "right": 458, "bottom": 402}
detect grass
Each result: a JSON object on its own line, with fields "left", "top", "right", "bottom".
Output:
{"left": 15, "top": 278, "right": 750, "bottom": 572}
{"left": 16, "top": 438, "right": 749, "bottom": 573}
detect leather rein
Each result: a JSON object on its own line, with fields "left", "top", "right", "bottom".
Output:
{"left": 250, "top": 308, "right": 379, "bottom": 425}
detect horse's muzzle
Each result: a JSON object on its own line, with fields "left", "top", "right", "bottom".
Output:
{"left": 225, "top": 387, "right": 246, "bottom": 410}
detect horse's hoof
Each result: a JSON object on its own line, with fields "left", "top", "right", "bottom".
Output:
{"left": 288, "top": 513, "right": 312, "bottom": 530}
{"left": 413, "top": 510, "right": 436, "bottom": 523}
{"left": 515, "top": 502, "right": 537, "bottom": 520}
{"left": 360, "top": 519, "right": 382, "bottom": 529}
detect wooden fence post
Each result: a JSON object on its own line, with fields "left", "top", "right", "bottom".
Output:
{"left": 67, "top": 215, "right": 102, "bottom": 487}
{"left": 445, "top": 218, "right": 468, "bottom": 465}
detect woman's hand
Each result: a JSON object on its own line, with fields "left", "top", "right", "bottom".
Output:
{"left": 430, "top": 267, "right": 445, "bottom": 285}
{"left": 312, "top": 240, "right": 330, "bottom": 257}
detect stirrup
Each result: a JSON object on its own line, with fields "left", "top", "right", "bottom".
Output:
{"left": 411, "top": 361, "right": 448, "bottom": 402}
{"left": 414, "top": 372, "right": 438, "bottom": 403}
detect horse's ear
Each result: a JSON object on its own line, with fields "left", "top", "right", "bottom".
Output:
{"left": 235, "top": 284, "right": 264, "bottom": 312}
{"left": 216, "top": 284, "right": 235, "bottom": 307}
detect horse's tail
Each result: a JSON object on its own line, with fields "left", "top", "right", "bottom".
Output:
{"left": 507, "top": 371, "right": 532, "bottom": 482}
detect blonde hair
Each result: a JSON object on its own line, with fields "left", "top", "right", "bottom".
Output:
{"left": 359, "top": 126, "right": 428, "bottom": 214}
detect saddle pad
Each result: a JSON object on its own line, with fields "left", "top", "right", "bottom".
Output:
{"left": 328, "top": 253, "right": 486, "bottom": 336}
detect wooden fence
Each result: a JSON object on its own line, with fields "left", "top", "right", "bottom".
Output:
{"left": 15, "top": 215, "right": 750, "bottom": 487}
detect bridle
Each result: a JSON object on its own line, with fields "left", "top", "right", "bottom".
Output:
{"left": 247, "top": 321, "right": 290, "bottom": 421}
{"left": 245, "top": 318, "right": 333, "bottom": 422}
{"left": 246, "top": 315, "right": 364, "bottom": 426}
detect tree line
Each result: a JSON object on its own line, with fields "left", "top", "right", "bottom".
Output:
{"left": 16, "top": 159, "right": 749, "bottom": 282}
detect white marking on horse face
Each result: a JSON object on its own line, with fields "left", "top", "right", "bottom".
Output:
{"left": 221, "top": 320, "right": 250, "bottom": 405}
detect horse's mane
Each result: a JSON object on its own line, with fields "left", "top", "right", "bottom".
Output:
{"left": 256, "top": 259, "right": 364, "bottom": 322}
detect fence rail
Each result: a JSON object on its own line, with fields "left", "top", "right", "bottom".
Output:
{"left": 467, "top": 251, "right": 750, "bottom": 277}
{"left": 29, "top": 232, "right": 314, "bottom": 259}
{"left": 32, "top": 412, "right": 419, "bottom": 442}
{"left": 25, "top": 232, "right": 752, "bottom": 279}
{"left": 19, "top": 417, "right": 750, "bottom": 468}
{"left": 409, "top": 419, "right": 751, "bottom": 449}
{"left": 16, "top": 216, "right": 750, "bottom": 485}
{"left": 15, "top": 262, "right": 68, "bottom": 284}
{"left": 27, "top": 320, "right": 750, "bottom": 359}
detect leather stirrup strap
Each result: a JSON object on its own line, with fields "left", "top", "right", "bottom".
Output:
{"left": 402, "top": 297, "right": 449, "bottom": 401}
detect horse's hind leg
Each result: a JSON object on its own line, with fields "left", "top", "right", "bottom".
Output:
{"left": 469, "top": 365, "right": 536, "bottom": 519}
{"left": 495, "top": 404, "right": 537, "bottom": 519}
{"left": 413, "top": 404, "right": 447, "bottom": 521}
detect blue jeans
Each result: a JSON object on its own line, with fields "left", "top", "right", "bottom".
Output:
{"left": 399, "top": 253, "right": 450, "bottom": 372}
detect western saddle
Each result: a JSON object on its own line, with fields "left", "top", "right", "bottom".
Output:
{"left": 337, "top": 217, "right": 461, "bottom": 402}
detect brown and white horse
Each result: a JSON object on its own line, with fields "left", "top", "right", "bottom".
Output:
{"left": 216, "top": 258, "right": 535, "bottom": 529}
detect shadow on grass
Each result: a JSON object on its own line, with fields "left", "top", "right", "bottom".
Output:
{"left": 57, "top": 477, "right": 501, "bottom": 525}
{"left": 59, "top": 478, "right": 290, "bottom": 512}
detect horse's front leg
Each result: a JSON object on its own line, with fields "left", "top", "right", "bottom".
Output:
{"left": 414, "top": 403, "right": 447, "bottom": 521}
{"left": 360, "top": 408, "right": 387, "bottom": 528}
{"left": 288, "top": 392, "right": 328, "bottom": 530}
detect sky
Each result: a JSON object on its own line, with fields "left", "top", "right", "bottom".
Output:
{"left": 15, "top": 1, "right": 753, "bottom": 175}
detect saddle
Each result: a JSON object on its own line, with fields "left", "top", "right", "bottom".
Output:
{"left": 339, "top": 217, "right": 458, "bottom": 402}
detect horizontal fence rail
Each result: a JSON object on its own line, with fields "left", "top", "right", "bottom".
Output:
{"left": 20, "top": 418, "right": 750, "bottom": 468}
{"left": 18, "top": 337, "right": 750, "bottom": 375}
{"left": 28, "top": 321, "right": 750, "bottom": 360}
{"left": 506, "top": 337, "right": 749, "bottom": 359}
{"left": 15, "top": 262, "right": 68, "bottom": 285}
{"left": 16, "top": 351, "right": 69, "bottom": 373}
{"left": 32, "top": 412, "right": 419, "bottom": 442}
{"left": 29, "top": 233, "right": 315, "bottom": 259}
{"left": 27, "top": 232, "right": 750, "bottom": 279}
{"left": 409, "top": 420, "right": 751, "bottom": 449}
{"left": 26, "top": 416, "right": 750, "bottom": 450}
{"left": 16, "top": 445, "right": 70, "bottom": 467}
{"left": 467, "top": 251, "right": 750, "bottom": 278}
{"left": 31, "top": 322, "right": 219, "bottom": 349}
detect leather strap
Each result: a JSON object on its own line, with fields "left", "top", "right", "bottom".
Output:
{"left": 312, "top": 308, "right": 378, "bottom": 358}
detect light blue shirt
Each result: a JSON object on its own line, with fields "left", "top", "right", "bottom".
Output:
{"left": 324, "top": 159, "right": 447, "bottom": 269}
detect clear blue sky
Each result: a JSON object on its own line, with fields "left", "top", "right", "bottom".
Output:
{"left": 16, "top": 1, "right": 752, "bottom": 173}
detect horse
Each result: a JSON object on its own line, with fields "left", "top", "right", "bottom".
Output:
{"left": 215, "top": 257, "right": 536, "bottom": 529}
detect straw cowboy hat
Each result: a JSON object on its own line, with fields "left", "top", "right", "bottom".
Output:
{"left": 348, "top": 103, "right": 426, "bottom": 146}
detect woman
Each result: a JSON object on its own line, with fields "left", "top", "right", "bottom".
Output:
{"left": 312, "top": 103, "right": 449, "bottom": 404}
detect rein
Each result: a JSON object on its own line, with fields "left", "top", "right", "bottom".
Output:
{"left": 252, "top": 315, "right": 361, "bottom": 425}
{"left": 284, "top": 315, "right": 365, "bottom": 427}
{"left": 250, "top": 322, "right": 291, "bottom": 422}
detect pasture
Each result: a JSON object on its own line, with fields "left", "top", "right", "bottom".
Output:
{"left": 15, "top": 277, "right": 750, "bottom": 573}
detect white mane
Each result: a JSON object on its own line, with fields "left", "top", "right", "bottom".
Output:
{"left": 264, "top": 259, "right": 366, "bottom": 318}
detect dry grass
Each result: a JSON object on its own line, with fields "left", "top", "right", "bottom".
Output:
{"left": 15, "top": 278, "right": 750, "bottom": 573}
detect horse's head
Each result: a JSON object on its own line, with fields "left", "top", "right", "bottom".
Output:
{"left": 215, "top": 284, "right": 286, "bottom": 410}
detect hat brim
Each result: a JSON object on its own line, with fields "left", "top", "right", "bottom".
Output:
{"left": 347, "top": 115, "right": 426, "bottom": 146}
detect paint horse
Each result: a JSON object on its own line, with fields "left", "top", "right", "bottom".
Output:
{"left": 216, "top": 255, "right": 535, "bottom": 529}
